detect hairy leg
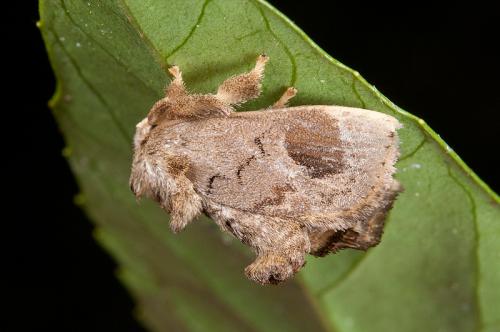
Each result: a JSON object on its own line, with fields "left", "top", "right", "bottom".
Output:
{"left": 244, "top": 221, "right": 309, "bottom": 284}
{"left": 216, "top": 54, "right": 269, "bottom": 105}
{"left": 204, "top": 203, "right": 310, "bottom": 284}
{"left": 166, "top": 65, "right": 187, "bottom": 99}
{"left": 240, "top": 217, "right": 309, "bottom": 284}
{"left": 157, "top": 55, "right": 271, "bottom": 120}
{"left": 162, "top": 155, "right": 202, "bottom": 233}
{"left": 272, "top": 87, "right": 297, "bottom": 108}
{"left": 167, "top": 180, "right": 202, "bottom": 233}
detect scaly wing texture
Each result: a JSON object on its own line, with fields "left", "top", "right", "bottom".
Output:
{"left": 171, "top": 106, "right": 400, "bottom": 231}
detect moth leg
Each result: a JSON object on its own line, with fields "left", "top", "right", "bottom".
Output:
{"left": 166, "top": 65, "right": 187, "bottom": 100}
{"left": 272, "top": 87, "right": 297, "bottom": 108}
{"left": 244, "top": 221, "right": 309, "bottom": 285}
{"left": 216, "top": 54, "right": 269, "bottom": 105}
{"left": 159, "top": 56, "right": 267, "bottom": 120}
{"left": 162, "top": 156, "right": 202, "bottom": 233}
{"left": 167, "top": 182, "right": 202, "bottom": 233}
{"left": 162, "top": 64, "right": 234, "bottom": 119}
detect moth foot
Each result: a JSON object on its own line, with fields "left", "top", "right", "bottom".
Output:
{"left": 245, "top": 253, "right": 304, "bottom": 285}
{"left": 272, "top": 86, "right": 297, "bottom": 108}
{"left": 169, "top": 215, "right": 187, "bottom": 234}
{"left": 256, "top": 54, "right": 269, "bottom": 68}
{"left": 168, "top": 65, "right": 181, "bottom": 78}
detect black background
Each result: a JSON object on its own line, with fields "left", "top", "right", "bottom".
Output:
{"left": 7, "top": 1, "right": 498, "bottom": 331}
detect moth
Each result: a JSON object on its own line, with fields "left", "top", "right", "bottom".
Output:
{"left": 130, "top": 55, "right": 402, "bottom": 285}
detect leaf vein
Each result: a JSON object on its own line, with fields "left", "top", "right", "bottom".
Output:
{"left": 117, "top": 0, "right": 168, "bottom": 72}
{"left": 49, "top": 26, "right": 131, "bottom": 143}
{"left": 60, "top": 0, "right": 158, "bottom": 95}
{"left": 315, "top": 253, "right": 367, "bottom": 297}
{"left": 447, "top": 164, "right": 483, "bottom": 332}
{"left": 399, "top": 137, "right": 427, "bottom": 161}
{"left": 252, "top": 0, "right": 297, "bottom": 86}
{"left": 165, "top": 0, "right": 213, "bottom": 61}
{"left": 235, "top": 29, "right": 263, "bottom": 41}
{"left": 296, "top": 276, "right": 337, "bottom": 332}
{"left": 351, "top": 74, "right": 367, "bottom": 109}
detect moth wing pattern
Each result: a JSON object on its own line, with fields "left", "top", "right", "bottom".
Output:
{"left": 130, "top": 55, "right": 402, "bottom": 285}
{"left": 160, "top": 106, "right": 401, "bottom": 252}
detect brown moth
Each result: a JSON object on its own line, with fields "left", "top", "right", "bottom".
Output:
{"left": 130, "top": 55, "right": 402, "bottom": 285}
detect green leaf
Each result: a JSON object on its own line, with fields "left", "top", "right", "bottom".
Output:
{"left": 39, "top": 1, "right": 500, "bottom": 331}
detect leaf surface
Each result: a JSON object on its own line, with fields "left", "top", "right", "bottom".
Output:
{"left": 39, "top": 1, "right": 500, "bottom": 331}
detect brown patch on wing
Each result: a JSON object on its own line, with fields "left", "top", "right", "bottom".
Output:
{"left": 285, "top": 112, "right": 345, "bottom": 178}
{"left": 254, "top": 184, "right": 295, "bottom": 210}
